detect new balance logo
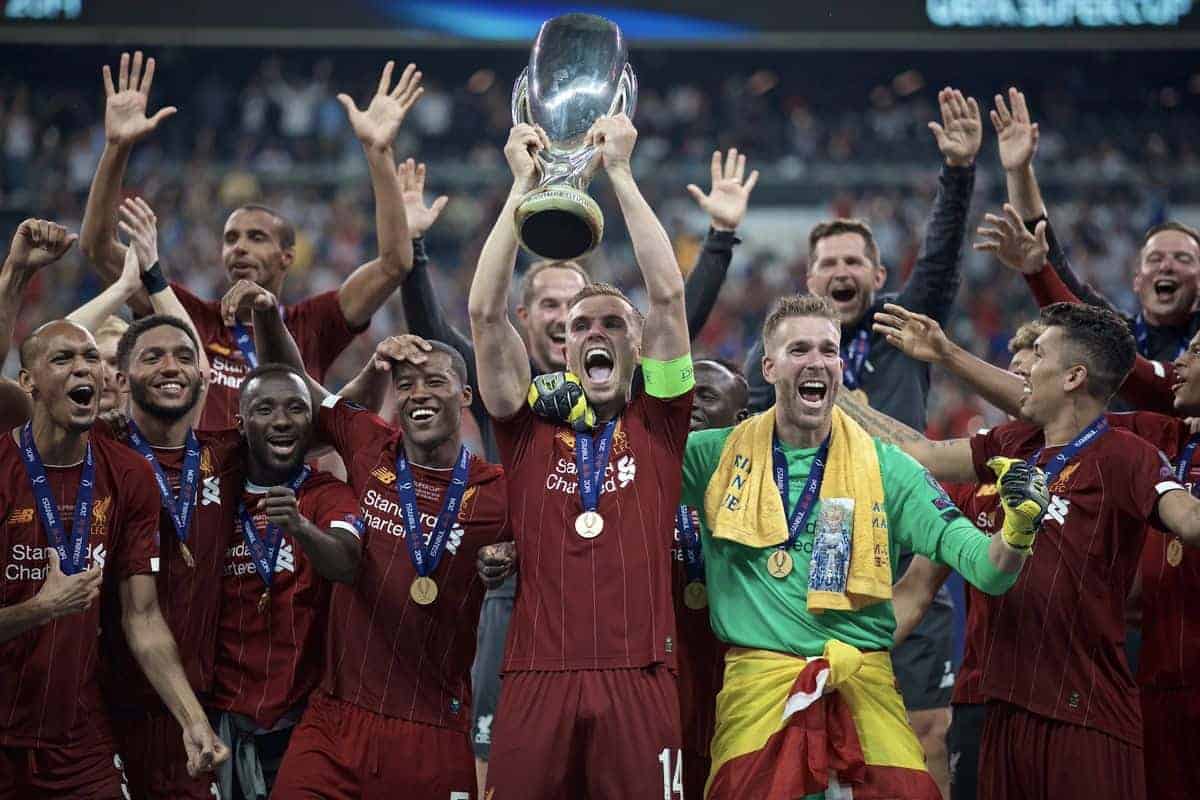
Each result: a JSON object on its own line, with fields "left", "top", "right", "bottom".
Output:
{"left": 1045, "top": 495, "right": 1071, "bottom": 526}
{"left": 371, "top": 466, "right": 396, "bottom": 485}
{"left": 201, "top": 476, "right": 221, "bottom": 506}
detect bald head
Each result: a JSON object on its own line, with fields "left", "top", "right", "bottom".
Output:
{"left": 19, "top": 320, "right": 95, "bottom": 370}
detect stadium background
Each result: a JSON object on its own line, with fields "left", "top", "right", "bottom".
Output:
{"left": 2, "top": 0, "right": 1199, "bottom": 666}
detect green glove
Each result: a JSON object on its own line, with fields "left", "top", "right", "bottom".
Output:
{"left": 528, "top": 371, "right": 595, "bottom": 431}
{"left": 987, "top": 456, "right": 1049, "bottom": 551}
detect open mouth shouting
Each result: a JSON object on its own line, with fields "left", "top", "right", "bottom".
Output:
{"left": 66, "top": 383, "right": 97, "bottom": 412}
{"left": 1153, "top": 277, "right": 1180, "bottom": 305}
{"left": 583, "top": 345, "right": 616, "bottom": 385}
{"left": 797, "top": 378, "right": 829, "bottom": 409}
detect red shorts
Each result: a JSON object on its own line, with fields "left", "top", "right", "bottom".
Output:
{"left": 0, "top": 723, "right": 127, "bottom": 799}
{"left": 979, "top": 700, "right": 1145, "bottom": 800}
{"left": 110, "top": 710, "right": 218, "bottom": 800}
{"left": 272, "top": 690, "right": 475, "bottom": 800}
{"left": 485, "top": 667, "right": 683, "bottom": 800}
{"left": 1141, "top": 686, "right": 1200, "bottom": 799}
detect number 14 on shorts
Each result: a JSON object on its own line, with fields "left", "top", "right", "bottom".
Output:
{"left": 658, "top": 747, "right": 684, "bottom": 799}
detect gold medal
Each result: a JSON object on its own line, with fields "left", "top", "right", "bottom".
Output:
{"left": 179, "top": 541, "right": 195, "bottom": 569}
{"left": 410, "top": 576, "right": 439, "bottom": 605}
{"left": 683, "top": 581, "right": 708, "bottom": 610}
{"left": 575, "top": 511, "right": 604, "bottom": 539}
{"left": 257, "top": 588, "right": 270, "bottom": 614}
{"left": 1167, "top": 537, "right": 1184, "bottom": 567}
{"left": 766, "top": 549, "right": 794, "bottom": 579}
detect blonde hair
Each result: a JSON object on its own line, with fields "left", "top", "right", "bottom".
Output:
{"left": 762, "top": 294, "right": 839, "bottom": 349}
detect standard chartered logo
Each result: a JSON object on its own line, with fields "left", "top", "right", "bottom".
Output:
{"left": 927, "top": 0, "right": 1192, "bottom": 26}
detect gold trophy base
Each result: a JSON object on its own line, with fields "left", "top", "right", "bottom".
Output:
{"left": 514, "top": 185, "right": 604, "bottom": 261}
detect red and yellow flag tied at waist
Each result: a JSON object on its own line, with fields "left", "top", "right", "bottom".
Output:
{"left": 705, "top": 641, "right": 940, "bottom": 800}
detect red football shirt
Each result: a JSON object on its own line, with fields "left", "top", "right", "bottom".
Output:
{"left": 1103, "top": 411, "right": 1200, "bottom": 690}
{"left": 943, "top": 481, "right": 1002, "bottom": 707}
{"left": 0, "top": 431, "right": 160, "bottom": 747}
{"left": 672, "top": 505, "right": 726, "bottom": 757}
{"left": 494, "top": 391, "right": 693, "bottom": 673}
{"left": 970, "top": 419, "right": 1182, "bottom": 744}
{"left": 102, "top": 427, "right": 244, "bottom": 711}
{"left": 173, "top": 283, "right": 364, "bottom": 431}
{"left": 316, "top": 397, "right": 510, "bottom": 730}
{"left": 210, "top": 470, "right": 361, "bottom": 729}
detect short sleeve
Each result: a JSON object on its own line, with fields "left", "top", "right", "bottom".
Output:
{"left": 302, "top": 477, "right": 365, "bottom": 540}
{"left": 113, "top": 457, "right": 162, "bottom": 579}
{"left": 969, "top": 419, "right": 1040, "bottom": 484}
{"left": 681, "top": 427, "right": 731, "bottom": 513}
{"left": 316, "top": 395, "right": 394, "bottom": 461}
{"left": 285, "top": 291, "right": 364, "bottom": 377}
{"left": 1118, "top": 437, "right": 1184, "bottom": 523}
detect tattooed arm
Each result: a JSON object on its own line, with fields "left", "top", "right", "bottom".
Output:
{"left": 836, "top": 390, "right": 977, "bottom": 483}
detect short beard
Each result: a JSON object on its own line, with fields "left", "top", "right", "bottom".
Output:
{"left": 130, "top": 381, "right": 200, "bottom": 422}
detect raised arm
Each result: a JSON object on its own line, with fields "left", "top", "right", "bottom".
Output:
{"left": 66, "top": 245, "right": 141, "bottom": 333}
{"left": 467, "top": 125, "right": 541, "bottom": 419}
{"left": 894, "top": 87, "right": 980, "bottom": 320}
{"left": 683, "top": 148, "right": 756, "bottom": 338}
{"left": 244, "top": 285, "right": 326, "bottom": 408}
{"left": 335, "top": 62, "right": 421, "bottom": 329}
{"left": 1153, "top": 489, "right": 1200, "bottom": 549}
{"left": 835, "top": 389, "right": 977, "bottom": 483}
{"left": 590, "top": 114, "right": 688, "bottom": 361}
{"left": 871, "top": 302, "right": 1024, "bottom": 417}
{"left": 79, "top": 52, "right": 176, "bottom": 305}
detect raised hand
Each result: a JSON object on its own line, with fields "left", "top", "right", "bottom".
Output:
{"left": 102, "top": 51, "right": 177, "bottom": 147}
{"left": 117, "top": 197, "right": 159, "bottom": 271}
{"left": 686, "top": 148, "right": 759, "bottom": 233}
{"left": 505, "top": 123, "right": 548, "bottom": 194}
{"left": 973, "top": 204, "right": 1048, "bottom": 275}
{"left": 220, "top": 279, "right": 277, "bottom": 327}
{"left": 259, "top": 487, "right": 305, "bottom": 534}
{"left": 871, "top": 303, "right": 953, "bottom": 365}
{"left": 991, "top": 87, "right": 1039, "bottom": 172}
{"left": 928, "top": 87, "right": 982, "bottom": 167}
{"left": 4, "top": 219, "right": 78, "bottom": 275}
{"left": 585, "top": 113, "right": 637, "bottom": 174}
{"left": 370, "top": 333, "right": 434, "bottom": 372}
{"left": 34, "top": 549, "right": 102, "bottom": 619}
{"left": 398, "top": 159, "right": 449, "bottom": 238}
{"left": 338, "top": 61, "right": 423, "bottom": 152}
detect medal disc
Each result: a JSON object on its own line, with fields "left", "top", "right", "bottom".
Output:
{"left": 410, "top": 576, "right": 439, "bottom": 605}
{"left": 1167, "top": 537, "right": 1184, "bottom": 567}
{"left": 766, "top": 549, "right": 794, "bottom": 579}
{"left": 575, "top": 511, "right": 604, "bottom": 539}
{"left": 683, "top": 581, "right": 708, "bottom": 610}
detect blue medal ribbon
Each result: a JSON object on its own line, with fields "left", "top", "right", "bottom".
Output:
{"left": 841, "top": 329, "right": 871, "bottom": 391}
{"left": 238, "top": 466, "right": 311, "bottom": 591}
{"left": 1027, "top": 415, "right": 1109, "bottom": 484}
{"left": 126, "top": 422, "right": 201, "bottom": 555}
{"left": 231, "top": 321, "right": 259, "bottom": 369}
{"left": 396, "top": 445, "right": 472, "bottom": 578}
{"left": 1176, "top": 434, "right": 1200, "bottom": 496}
{"left": 575, "top": 420, "right": 618, "bottom": 515}
{"left": 18, "top": 422, "right": 96, "bottom": 575}
{"left": 772, "top": 433, "right": 832, "bottom": 554}
{"left": 675, "top": 505, "right": 704, "bottom": 583}
{"left": 1133, "top": 313, "right": 1189, "bottom": 361}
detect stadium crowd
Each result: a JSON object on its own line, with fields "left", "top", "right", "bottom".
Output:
{"left": 0, "top": 40, "right": 1197, "bottom": 800}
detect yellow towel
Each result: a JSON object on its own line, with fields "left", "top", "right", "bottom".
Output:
{"left": 703, "top": 406, "right": 891, "bottom": 612}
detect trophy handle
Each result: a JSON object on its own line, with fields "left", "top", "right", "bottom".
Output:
{"left": 510, "top": 67, "right": 531, "bottom": 126}
{"left": 614, "top": 62, "right": 638, "bottom": 120}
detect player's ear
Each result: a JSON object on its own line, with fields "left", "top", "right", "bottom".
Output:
{"left": 17, "top": 368, "right": 35, "bottom": 397}
{"left": 460, "top": 383, "right": 473, "bottom": 409}
{"left": 115, "top": 371, "right": 129, "bottom": 392}
{"left": 1063, "top": 363, "right": 1088, "bottom": 394}
{"left": 234, "top": 412, "right": 246, "bottom": 436}
{"left": 762, "top": 351, "right": 778, "bottom": 385}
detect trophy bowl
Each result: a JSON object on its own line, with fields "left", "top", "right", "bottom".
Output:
{"left": 511, "top": 13, "right": 637, "bottom": 261}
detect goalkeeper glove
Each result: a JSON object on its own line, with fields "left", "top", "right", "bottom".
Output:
{"left": 987, "top": 456, "right": 1049, "bottom": 551}
{"left": 528, "top": 371, "right": 595, "bottom": 431}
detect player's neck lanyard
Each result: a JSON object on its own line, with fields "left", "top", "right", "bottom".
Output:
{"left": 841, "top": 329, "right": 871, "bottom": 391}
{"left": 237, "top": 466, "right": 310, "bottom": 594}
{"left": 1027, "top": 415, "right": 1109, "bottom": 484}
{"left": 18, "top": 422, "right": 95, "bottom": 575}
{"left": 1176, "top": 434, "right": 1200, "bottom": 496}
{"left": 231, "top": 321, "right": 259, "bottom": 369}
{"left": 771, "top": 432, "right": 832, "bottom": 553}
{"left": 395, "top": 445, "right": 472, "bottom": 578}
{"left": 675, "top": 506, "right": 704, "bottom": 582}
{"left": 1133, "top": 313, "right": 1189, "bottom": 361}
{"left": 127, "top": 422, "right": 201, "bottom": 565}
{"left": 575, "top": 419, "right": 618, "bottom": 515}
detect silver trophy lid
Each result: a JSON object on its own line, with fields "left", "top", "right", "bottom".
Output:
{"left": 522, "top": 13, "right": 631, "bottom": 153}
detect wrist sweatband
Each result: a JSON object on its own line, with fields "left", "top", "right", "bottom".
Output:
{"left": 140, "top": 262, "right": 168, "bottom": 294}
{"left": 641, "top": 354, "right": 695, "bottom": 399}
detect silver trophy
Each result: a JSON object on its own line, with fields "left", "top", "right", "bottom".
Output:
{"left": 511, "top": 13, "right": 637, "bottom": 261}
